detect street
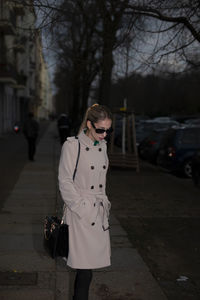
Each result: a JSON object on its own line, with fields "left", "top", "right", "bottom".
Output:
{"left": 0, "top": 121, "right": 49, "bottom": 209}
{"left": 0, "top": 126, "right": 200, "bottom": 299}
{"left": 108, "top": 162, "right": 200, "bottom": 300}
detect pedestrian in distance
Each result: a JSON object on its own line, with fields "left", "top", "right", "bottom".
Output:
{"left": 58, "top": 104, "right": 113, "bottom": 300}
{"left": 57, "top": 113, "right": 71, "bottom": 145}
{"left": 23, "top": 112, "right": 39, "bottom": 161}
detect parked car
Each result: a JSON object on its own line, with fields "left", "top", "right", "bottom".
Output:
{"left": 151, "top": 116, "right": 175, "bottom": 123}
{"left": 136, "top": 119, "right": 179, "bottom": 146}
{"left": 136, "top": 122, "right": 158, "bottom": 146}
{"left": 157, "top": 126, "right": 200, "bottom": 177}
{"left": 191, "top": 149, "right": 200, "bottom": 187}
{"left": 138, "top": 129, "right": 168, "bottom": 163}
{"left": 184, "top": 118, "right": 200, "bottom": 126}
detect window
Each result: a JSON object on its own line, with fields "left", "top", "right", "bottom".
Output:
{"left": 180, "top": 129, "right": 200, "bottom": 145}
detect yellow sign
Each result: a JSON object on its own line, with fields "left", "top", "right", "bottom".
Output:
{"left": 120, "top": 107, "right": 127, "bottom": 111}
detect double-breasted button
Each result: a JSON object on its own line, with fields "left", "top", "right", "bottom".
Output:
{"left": 103, "top": 165, "right": 106, "bottom": 169}
{"left": 99, "top": 184, "right": 103, "bottom": 188}
{"left": 91, "top": 166, "right": 94, "bottom": 170}
{"left": 91, "top": 185, "right": 94, "bottom": 189}
{"left": 86, "top": 147, "right": 89, "bottom": 151}
{"left": 98, "top": 148, "right": 102, "bottom": 152}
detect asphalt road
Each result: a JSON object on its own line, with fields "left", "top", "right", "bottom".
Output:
{"left": 107, "top": 162, "right": 200, "bottom": 300}
{"left": 0, "top": 121, "right": 50, "bottom": 210}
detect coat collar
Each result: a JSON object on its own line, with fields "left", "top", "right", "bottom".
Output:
{"left": 78, "top": 129, "right": 106, "bottom": 148}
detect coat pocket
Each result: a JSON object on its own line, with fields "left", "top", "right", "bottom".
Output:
{"left": 80, "top": 198, "right": 96, "bottom": 224}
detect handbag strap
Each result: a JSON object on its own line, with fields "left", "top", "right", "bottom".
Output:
{"left": 72, "top": 138, "right": 80, "bottom": 181}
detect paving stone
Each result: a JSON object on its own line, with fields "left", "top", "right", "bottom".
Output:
{"left": 0, "top": 234, "right": 44, "bottom": 251}
{"left": 0, "top": 223, "right": 43, "bottom": 234}
{"left": 90, "top": 270, "right": 167, "bottom": 300}
{"left": 0, "top": 271, "right": 37, "bottom": 286}
{"left": 111, "top": 235, "right": 133, "bottom": 248}
{"left": 0, "top": 252, "right": 55, "bottom": 272}
{"left": 0, "top": 289, "right": 54, "bottom": 300}
{"left": 0, "top": 213, "right": 55, "bottom": 224}
{"left": 110, "top": 223, "right": 128, "bottom": 236}
{"left": 55, "top": 271, "right": 74, "bottom": 300}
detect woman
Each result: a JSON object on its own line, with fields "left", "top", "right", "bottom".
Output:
{"left": 58, "top": 104, "right": 113, "bottom": 300}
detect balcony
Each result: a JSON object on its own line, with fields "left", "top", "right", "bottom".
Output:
{"left": 13, "top": 2, "right": 25, "bottom": 16}
{"left": 13, "top": 36, "right": 27, "bottom": 53}
{"left": 0, "top": 63, "right": 17, "bottom": 84}
{"left": 13, "top": 73, "right": 27, "bottom": 89}
{"left": 30, "top": 61, "right": 36, "bottom": 69}
{"left": 0, "top": 7, "right": 16, "bottom": 35}
{"left": 29, "top": 88, "right": 35, "bottom": 97}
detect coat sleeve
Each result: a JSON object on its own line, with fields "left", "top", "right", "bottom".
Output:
{"left": 58, "top": 138, "right": 86, "bottom": 219}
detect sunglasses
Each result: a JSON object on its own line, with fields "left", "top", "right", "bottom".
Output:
{"left": 91, "top": 122, "right": 113, "bottom": 135}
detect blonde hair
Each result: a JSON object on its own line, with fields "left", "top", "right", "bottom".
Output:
{"left": 79, "top": 104, "right": 112, "bottom": 133}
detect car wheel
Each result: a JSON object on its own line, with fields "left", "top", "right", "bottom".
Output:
{"left": 183, "top": 159, "right": 193, "bottom": 178}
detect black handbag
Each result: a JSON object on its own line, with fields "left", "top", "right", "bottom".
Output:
{"left": 43, "top": 139, "right": 80, "bottom": 259}
{"left": 44, "top": 216, "right": 69, "bottom": 258}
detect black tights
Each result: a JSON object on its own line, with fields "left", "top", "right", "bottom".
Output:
{"left": 73, "top": 269, "right": 93, "bottom": 300}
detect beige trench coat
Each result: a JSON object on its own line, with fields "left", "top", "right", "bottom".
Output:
{"left": 58, "top": 130, "right": 111, "bottom": 269}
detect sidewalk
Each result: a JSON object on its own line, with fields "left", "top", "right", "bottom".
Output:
{"left": 0, "top": 123, "right": 168, "bottom": 300}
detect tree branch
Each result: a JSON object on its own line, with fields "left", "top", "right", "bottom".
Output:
{"left": 126, "top": 5, "right": 200, "bottom": 43}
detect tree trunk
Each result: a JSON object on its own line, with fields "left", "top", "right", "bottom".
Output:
{"left": 98, "top": 37, "right": 115, "bottom": 105}
{"left": 71, "top": 68, "right": 81, "bottom": 122}
{"left": 81, "top": 82, "right": 90, "bottom": 112}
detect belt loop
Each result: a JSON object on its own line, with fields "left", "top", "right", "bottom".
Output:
{"left": 102, "top": 225, "right": 110, "bottom": 231}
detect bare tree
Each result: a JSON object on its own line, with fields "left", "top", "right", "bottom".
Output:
{"left": 124, "top": 0, "right": 200, "bottom": 72}
{"left": 95, "top": 0, "right": 133, "bottom": 104}
{"left": 51, "top": 0, "right": 101, "bottom": 119}
{"left": 13, "top": 0, "right": 200, "bottom": 112}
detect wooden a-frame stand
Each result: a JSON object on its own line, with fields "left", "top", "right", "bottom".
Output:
{"left": 108, "top": 111, "right": 140, "bottom": 172}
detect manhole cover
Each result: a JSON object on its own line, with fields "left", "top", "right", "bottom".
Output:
{"left": 0, "top": 272, "right": 38, "bottom": 286}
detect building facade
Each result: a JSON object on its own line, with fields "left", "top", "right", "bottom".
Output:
{"left": 0, "top": 0, "right": 54, "bottom": 135}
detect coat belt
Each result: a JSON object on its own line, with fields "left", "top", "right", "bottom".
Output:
{"left": 78, "top": 188, "right": 110, "bottom": 230}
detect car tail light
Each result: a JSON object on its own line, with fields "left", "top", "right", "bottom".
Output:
{"left": 14, "top": 125, "right": 20, "bottom": 133}
{"left": 148, "top": 140, "right": 156, "bottom": 145}
{"left": 168, "top": 147, "right": 176, "bottom": 157}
